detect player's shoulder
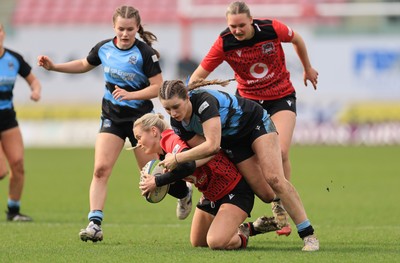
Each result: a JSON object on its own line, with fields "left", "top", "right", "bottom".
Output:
{"left": 3, "top": 48, "right": 23, "bottom": 60}
{"left": 253, "top": 19, "right": 279, "bottom": 40}
{"left": 135, "top": 39, "right": 154, "bottom": 52}
{"left": 220, "top": 27, "right": 232, "bottom": 38}
{"left": 254, "top": 18, "right": 273, "bottom": 27}
{"left": 2, "top": 48, "right": 29, "bottom": 68}
{"left": 93, "top": 38, "right": 113, "bottom": 49}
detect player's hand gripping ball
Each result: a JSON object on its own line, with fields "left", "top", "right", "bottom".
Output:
{"left": 140, "top": 159, "right": 170, "bottom": 203}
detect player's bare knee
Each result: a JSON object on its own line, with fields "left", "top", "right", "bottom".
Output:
{"left": 207, "top": 236, "right": 229, "bottom": 250}
{"left": 266, "top": 194, "right": 276, "bottom": 203}
{"left": 258, "top": 191, "right": 276, "bottom": 203}
{"left": 93, "top": 165, "right": 111, "bottom": 179}
{"left": 9, "top": 159, "right": 24, "bottom": 176}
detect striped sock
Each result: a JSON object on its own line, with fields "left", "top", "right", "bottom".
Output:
{"left": 7, "top": 199, "right": 21, "bottom": 214}
{"left": 88, "top": 210, "right": 103, "bottom": 225}
{"left": 296, "top": 219, "right": 314, "bottom": 239}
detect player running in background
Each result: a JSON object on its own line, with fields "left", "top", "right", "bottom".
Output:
{"left": 189, "top": 1, "right": 319, "bottom": 236}
{"left": 135, "top": 113, "right": 280, "bottom": 250}
{"left": 37, "top": 6, "right": 191, "bottom": 242}
{"left": 0, "top": 23, "right": 42, "bottom": 222}
{"left": 158, "top": 79, "right": 319, "bottom": 251}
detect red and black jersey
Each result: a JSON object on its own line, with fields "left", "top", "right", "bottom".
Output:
{"left": 160, "top": 129, "right": 242, "bottom": 201}
{"left": 200, "top": 19, "right": 295, "bottom": 101}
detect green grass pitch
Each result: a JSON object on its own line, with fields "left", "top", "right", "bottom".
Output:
{"left": 0, "top": 146, "right": 399, "bottom": 262}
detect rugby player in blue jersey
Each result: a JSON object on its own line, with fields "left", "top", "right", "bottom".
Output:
{"left": 0, "top": 23, "right": 42, "bottom": 222}
{"left": 38, "top": 6, "right": 192, "bottom": 242}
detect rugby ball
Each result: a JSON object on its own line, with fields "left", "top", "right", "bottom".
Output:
{"left": 141, "top": 159, "right": 169, "bottom": 203}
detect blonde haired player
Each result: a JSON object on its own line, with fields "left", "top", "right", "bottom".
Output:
{"left": 159, "top": 79, "right": 319, "bottom": 251}
{"left": 37, "top": 6, "right": 191, "bottom": 242}
{"left": 135, "top": 113, "right": 279, "bottom": 250}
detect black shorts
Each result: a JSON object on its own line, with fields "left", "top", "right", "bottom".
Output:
{"left": 253, "top": 92, "right": 297, "bottom": 116}
{"left": 99, "top": 116, "right": 137, "bottom": 147}
{"left": 0, "top": 110, "right": 18, "bottom": 133}
{"left": 236, "top": 91, "right": 297, "bottom": 116}
{"left": 221, "top": 110, "right": 276, "bottom": 164}
{"left": 196, "top": 177, "right": 254, "bottom": 217}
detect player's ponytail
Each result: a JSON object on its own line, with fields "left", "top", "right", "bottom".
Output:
{"left": 187, "top": 79, "right": 233, "bottom": 91}
{"left": 137, "top": 26, "right": 160, "bottom": 59}
{"left": 159, "top": 79, "right": 234, "bottom": 101}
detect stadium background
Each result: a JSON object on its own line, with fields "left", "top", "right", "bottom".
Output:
{"left": 2, "top": 0, "right": 400, "bottom": 146}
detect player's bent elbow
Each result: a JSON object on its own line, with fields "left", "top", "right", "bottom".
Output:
{"left": 207, "top": 145, "right": 220, "bottom": 156}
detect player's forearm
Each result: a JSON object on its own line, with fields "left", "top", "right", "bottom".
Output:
{"left": 175, "top": 142, "right": 219, "bottom": 164}
{"left": 189, "top": 65, "right": 210, "bottom": 83}
{"left": 127, "top": 82, "right": 160, "bottom": 100}
{"left": 155, "top": 161, "right": 196, "bottom": 186}
{"left": 292, "top": 34, "right": 313, "bottom": 71}
{"left": 30, "top": 78, "right": 42, "bottom": 95}
{"left": 51, "top": 59, "right": 92, "bottom": 73}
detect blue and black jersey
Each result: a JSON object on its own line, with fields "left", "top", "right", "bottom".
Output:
{"left": 0, "top": 48, "right": 31, "bottom": 114}
{"left": 87, "top": 37, "right": 162, "bottom": 123}
{"left": 171, "top": 89, "right": 264, "bottom": 145}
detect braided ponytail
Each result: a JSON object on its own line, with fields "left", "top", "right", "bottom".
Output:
{"left": 187, "top": 79, "right": 233, "bottom": 91}
{"left": 159, "top": 79, "right": 235, "bottom": 100}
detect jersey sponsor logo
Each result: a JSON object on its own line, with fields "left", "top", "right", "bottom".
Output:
{"left": 287, "top": 26, "right": 293, "bottom": 37}
{"left": 0, "top": 77, "right": 15, "bottom": 86}
{"left": 172, "top": 144, "right": 181, "bottom": 154}
{"left": 152, "top": 54, "right": 159, "bottom": 63}
{"left": 194, "top": 172, "right": 207, "bottom": 185}
{"left": 198, "top": 101, "right": 210, "bottom": 114}
{"left": 104, "top": 66, "right": 135, "bottom": 81}
{"left": 250, "top": 63, "right": 268, "bottom": 79}
{"left": 262, "top": 43, "right": 275, "bottom": 54}
{"left": 228, "top": 194, "right": 235, "bottom": 200}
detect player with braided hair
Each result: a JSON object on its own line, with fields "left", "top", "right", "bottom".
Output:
{"left": 158, "top": 79, "right": 319, "bottom": 251}
{"left": 37, "top": 5, "right": 191, "bottom": 242}
{"left": 134, "top": 113, "right": 279, "bottom": 250}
